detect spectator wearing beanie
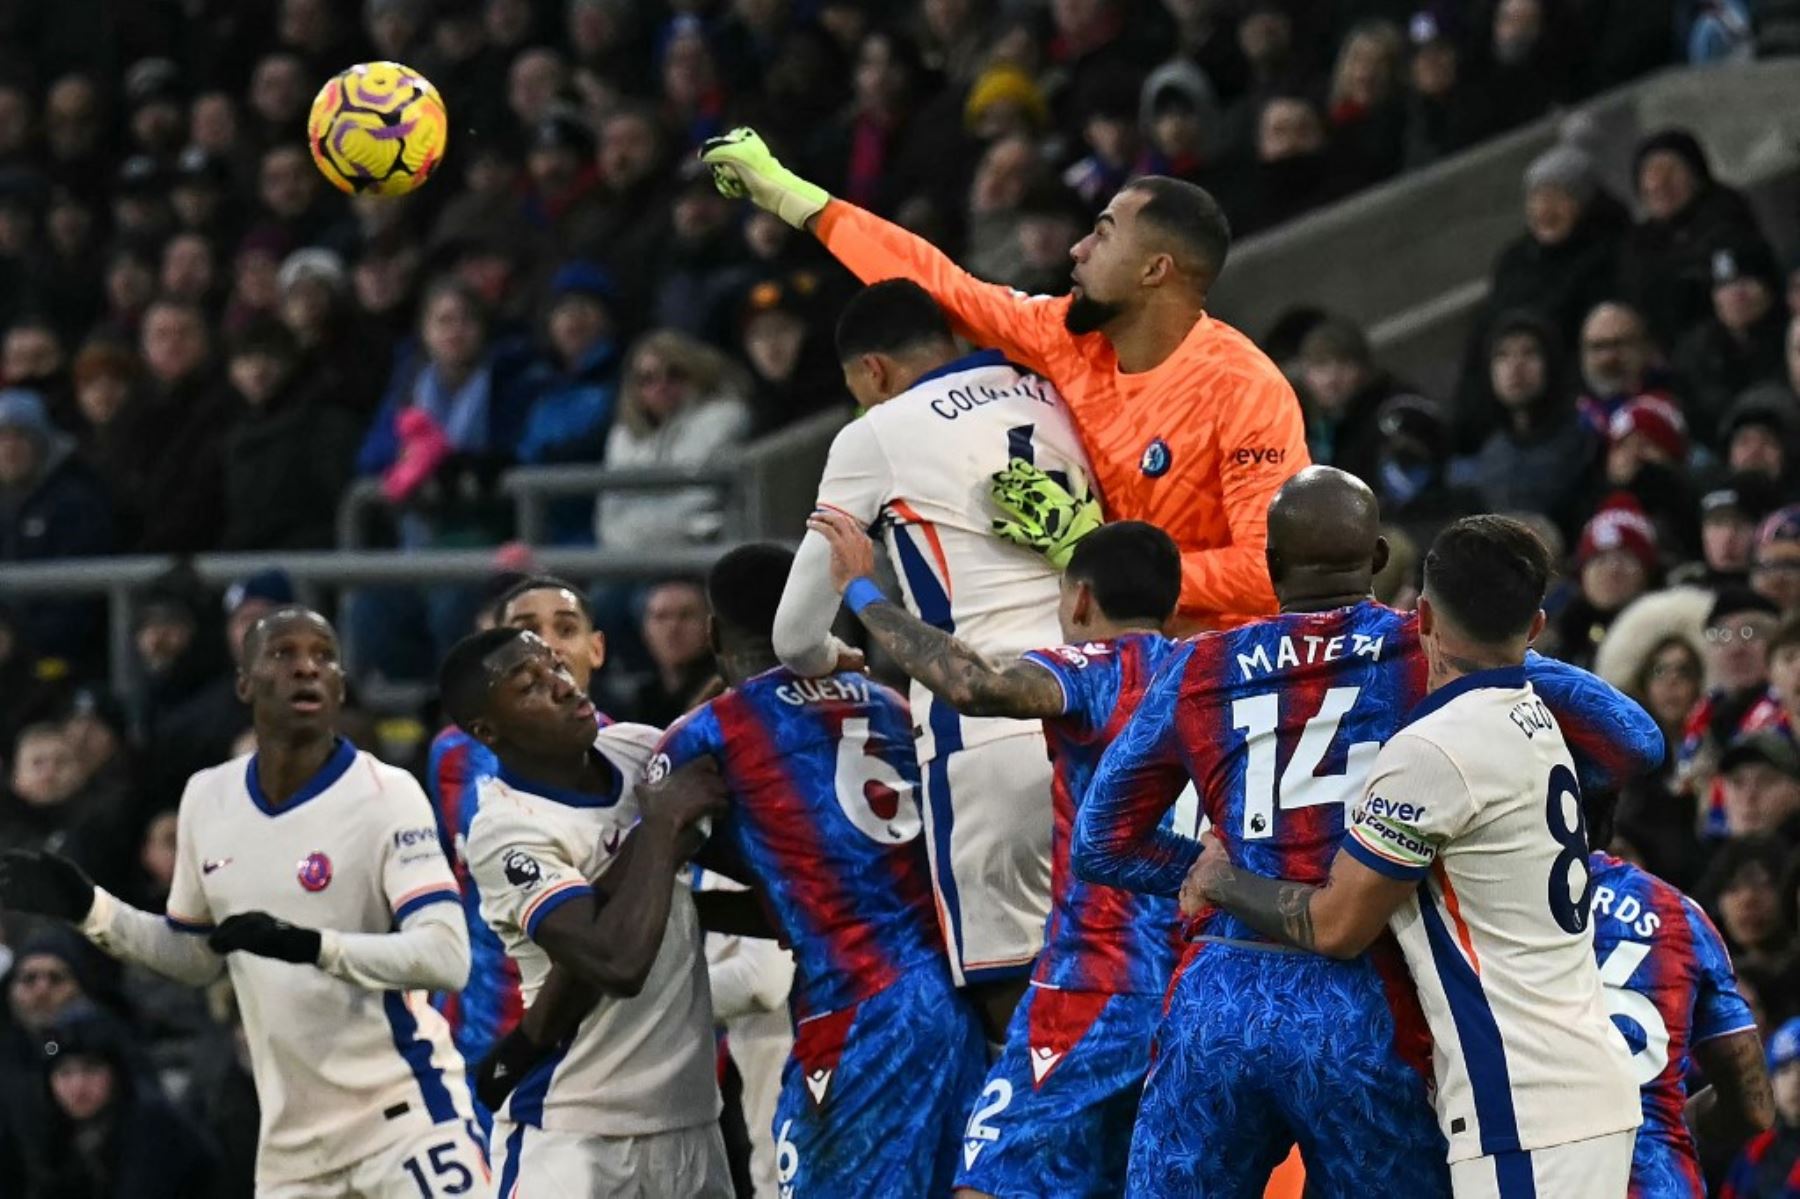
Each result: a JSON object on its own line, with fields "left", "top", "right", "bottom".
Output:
{"left": 516, "top": 261, "right": 623, "bottom": 544}
{"left": 1402, "top": 12, "right": 1483, "bottom": 168}
{"left": 17, "top": 1001, "right": 218, "bottom": 1199}
{"left": 1456, "top": 310, "right": 1598, "bottom": 538}
{"left": 963, "top": 63, "right": 1050, "bottom": 143}
{"left": 0, "top": 389, "right": 113, "bottom": 668}
{"left": 1460, "top": 143, "right": 1625, "bottom": 406}
{"left": 1677, "top": 588, "right": 1784, "bottom": 821}
{"left": 1618, "top": 128, "right": 1772, "bottom": 346}
{"left": 276, "top": 246, "right": 382, "bottom": 417}
{"left": 1297, "top": 314, "right": 1408, "bottom": 485}
{"left": 1720, "top": 1015, "right": 1800, "bottom": 1195}
{"left": 1605, "top": 394, "right": 1699, "bottom": 557}
{"left": 1688, "top": 474, "right": 1782, "bottom": 590}
{"left": 1754, "top": 506, "right": 1800, "bottom": 618}
{"left": 1137, "top": 59, "right": 1222, "bottom": 189}
{"left": 1674, "top": 238, "right": 1793, "bottom": 441}
{"left": 1553, "top": 503, "right": 1662, "bottom": 670}
{"left": 218, "top": 319, "right": 359, "bottom": 551}
{"left": 1716, "top": 384, "right": 1800, "bottom": 490}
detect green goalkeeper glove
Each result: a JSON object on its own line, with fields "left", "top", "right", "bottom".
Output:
{"left": 700, "top": 127, "right": 830, "bottom": 230}
{"left": 990, "top": 459, "right": 1103, "bottom": 570}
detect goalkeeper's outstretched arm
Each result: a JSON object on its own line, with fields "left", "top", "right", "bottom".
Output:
{"left": 701, "top": 128, "right": 1066, "bottom": 373}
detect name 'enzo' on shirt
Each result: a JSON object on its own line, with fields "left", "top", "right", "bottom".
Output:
{"left": 1509, "top": 697, "right": 1557, "bottom": 739}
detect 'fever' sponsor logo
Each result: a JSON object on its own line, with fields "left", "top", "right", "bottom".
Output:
{"left": 392, "top": 827, "right": 437, "bottom": 850}
{"left": 1232, "top": 446, "right": 1287, "bottom": 467}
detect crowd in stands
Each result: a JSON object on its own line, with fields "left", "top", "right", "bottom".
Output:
{"left": 1, "top": 0, "right": 1800, "bottom": 1194}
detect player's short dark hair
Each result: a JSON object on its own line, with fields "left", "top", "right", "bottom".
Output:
{"left": 1122, "top": 176, "right": 1232, "bottom": 287}
{"left": 494, "top": 575, "right": 594, "bottom": 627}
{"left": 834, "top": 280, "right": 955, "bottom": 363}
{"left": 705, "top": 544, "right": 792, "bottom": 642}
{"left": 438, "top": 626, "right": 525, "bottom": 732}
{"left": 1423, "top": 516, "right": 1551, "bottom": 646}
{"left": 1065, "top": 521, "right": 1181, "bottom": 626}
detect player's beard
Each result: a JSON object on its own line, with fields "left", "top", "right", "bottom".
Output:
{"left": 1064, "top": 291, "right": 1124, "bottom": 335}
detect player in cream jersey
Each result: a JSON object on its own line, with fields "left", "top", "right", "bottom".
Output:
{"left": 1191, "top": 518, "right": 1642, "bottom": 1198}
{"left": 441, "top": 628, "right": 730, "bottom": 1198}
{"left": 0, "top": 609, "right": 484, "bottom": 1198}
{"left": 773, "top": 280, "right": 1092, "bottom": 1032}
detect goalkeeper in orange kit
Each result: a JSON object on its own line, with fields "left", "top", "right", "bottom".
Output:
{"left": 702, "top": 128, "right": 1309, "bottom": 633}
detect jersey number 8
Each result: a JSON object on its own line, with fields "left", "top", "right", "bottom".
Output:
{"left": 1544, "top": 764, "right": 1593, "bottom": 935}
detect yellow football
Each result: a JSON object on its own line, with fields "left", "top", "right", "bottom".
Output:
{"left": 307, "top": 61, "right": 447, "bottom": 197}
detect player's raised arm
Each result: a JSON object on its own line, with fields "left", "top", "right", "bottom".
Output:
{"left": 701, "top": 127, "right": 1066, "bottom": 374}
{"left": 1069, "top": 650, "right": 1204, "bottom": 897}
{"left": 806, "top": 508, "right": 1065, "bottom": 719}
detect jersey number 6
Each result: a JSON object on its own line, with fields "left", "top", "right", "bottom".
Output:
{"left": 835, "top": 717, "right": 923, "bottom": 844}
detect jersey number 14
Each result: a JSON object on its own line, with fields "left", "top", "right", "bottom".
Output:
{"left": 1230, "top": 687, "right": 1380, "bottom": 841}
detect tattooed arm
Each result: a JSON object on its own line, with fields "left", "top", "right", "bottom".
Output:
{"left": 1688, "top": 1031, "right": 1775, "bottom": 1152}
{"left": 806, "top": 507, "right": 1065, "bottom": 720}
{"left": 854, "top": 602, "right": 1066, "bottom": 719}
{"left": 1186, "top": 832, "right": 1418, "bottom": 959}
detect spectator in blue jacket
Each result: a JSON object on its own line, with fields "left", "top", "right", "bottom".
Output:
{"left": 0, "top": 389, "right": 112, "bottom": 670}
{"left": 517, "top": 261, "right": 620, "bottom": 466}
{"left": 517, "top": 261, "right": 622, "bottom": 543}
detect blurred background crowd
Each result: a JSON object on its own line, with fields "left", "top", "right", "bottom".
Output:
{"left": 1, "top": 0, "right": 1800, "bottom": 1194}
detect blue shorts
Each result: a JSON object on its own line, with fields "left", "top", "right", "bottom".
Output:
{"left": 774, "top": 966, "right": 986, "bottom": 1197}
{"left": 955, "top": 984, "right": 1160, "bottom": 1198}
{"left": 1128, "top": 941, "right": 1450, "bottom": 1199}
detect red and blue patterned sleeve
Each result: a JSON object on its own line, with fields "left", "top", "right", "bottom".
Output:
{"left": 1070, "top": 645, "right": 1200, "bottom": 897}
{"left": 1018, "top": 645, "right": 1090, "bottom": 731}
{"left": 653, "top": 704, "right": 727, "bottom": 776}
{"left": 1717, "top": 1129, "right": 1775, "bottom": 1199}
{"left": 1685, "top": 896, "right": 1758, "bottom": 1044}
{"left": 1524, "top": 651, "right": 1665, "bottom": 793}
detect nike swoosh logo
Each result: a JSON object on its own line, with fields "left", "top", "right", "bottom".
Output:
{"left": 602, "top": 830, "right": 622, "bottom": 854}
{"left": 202, "top": 858, "right": 233, "bottom": 875}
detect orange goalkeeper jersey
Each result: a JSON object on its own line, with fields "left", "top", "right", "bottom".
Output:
{"left": 816, "top": 200, "right": 1310, "bottom": 632}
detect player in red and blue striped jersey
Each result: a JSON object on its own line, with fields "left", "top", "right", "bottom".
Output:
{"left": 808, "top": 509, "right": 1187, "bottom": 1198}
{"left": 1073, "top": 467, "right": 1668, "bottom": 1198}
{"left": 652, "top": 543, "right": 985, "bottom": 1198}
{"left": 1585, "top": 794, "right": 1772, "bottom": 1198}
{"left": 427, "top": 577, "right": 608, "bottom": 1121}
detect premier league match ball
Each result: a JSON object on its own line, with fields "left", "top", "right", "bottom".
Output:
{"left": 306, "top": 61, "right": 447, "bottom": 197}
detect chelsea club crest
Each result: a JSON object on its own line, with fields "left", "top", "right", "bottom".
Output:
{"left": 1140, "top": 438, "right": 1172, "bottom": 478}
{"left": 296, "top": 851, "right": 333, "bottom": 892}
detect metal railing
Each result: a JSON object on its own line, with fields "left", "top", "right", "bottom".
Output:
{"left": 336, "top": 407, "right": 852, "bottom": 550}
{"left": 0, "top": 545, "right": 737, "bottom": 701}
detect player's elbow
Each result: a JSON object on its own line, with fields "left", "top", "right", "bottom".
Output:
{"left": 1311, "top": 913, "right": 1375, "bottom": 960}
{"left": 565, "top": 951, "right": 650, "bottom": 998}
{"left": 1069, "top": 834, "right": 1120, "bottom": 889}
{"left": 772, "top": 623, "right": 834, "bottom": 679}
